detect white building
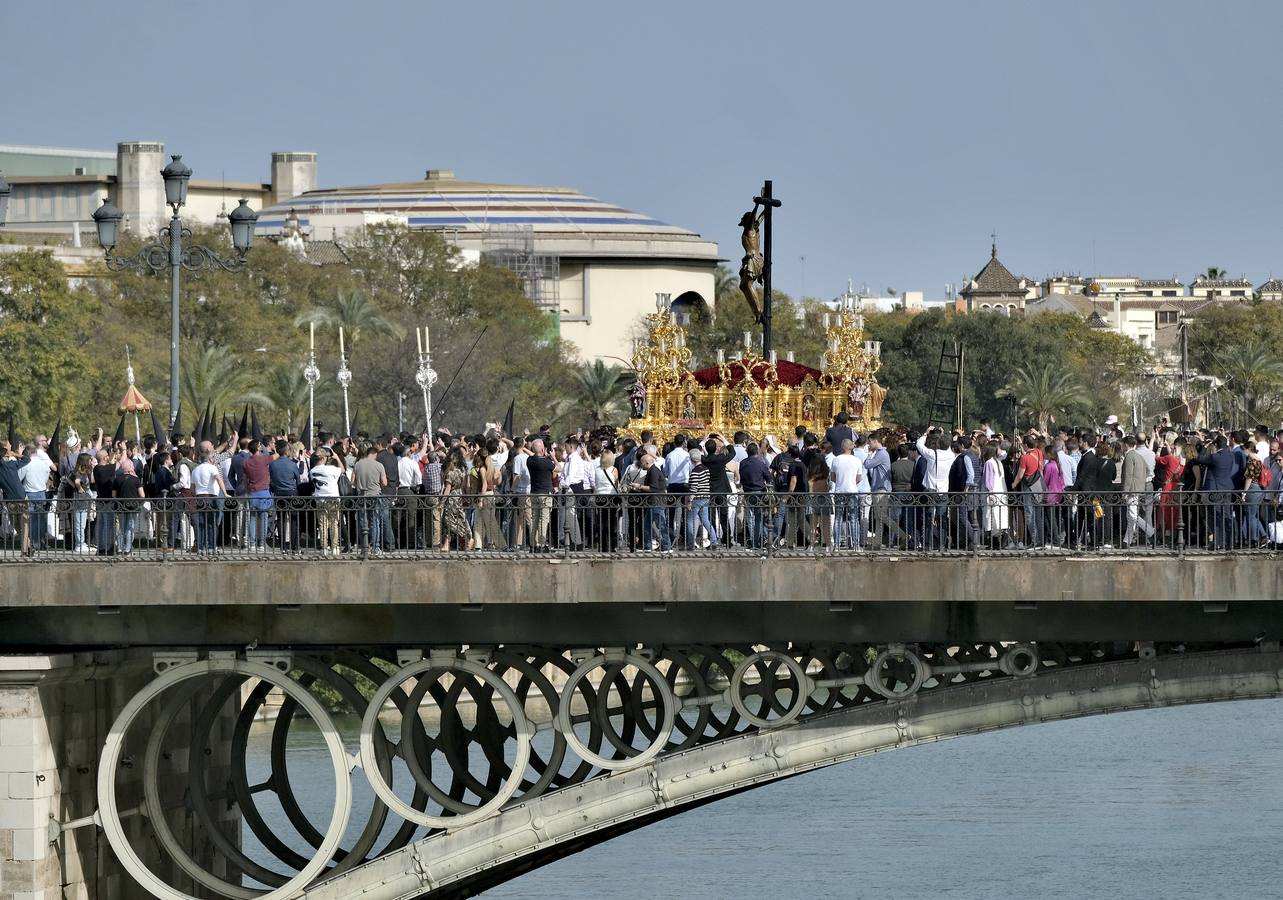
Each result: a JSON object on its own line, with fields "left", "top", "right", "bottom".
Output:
{"left": 252, "top": 170, "right": 718, "bottom": 362}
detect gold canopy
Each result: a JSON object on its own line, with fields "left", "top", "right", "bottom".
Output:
{"left": 624, "top": 297, "right": 886, "bottom": 443}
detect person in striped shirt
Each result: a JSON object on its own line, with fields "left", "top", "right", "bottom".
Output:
{"left": 685, "top": 448, "right": 717, "bottom": 549}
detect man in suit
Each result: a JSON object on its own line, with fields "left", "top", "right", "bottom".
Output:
{"left": 1121, "top": 435, "right": 1154, "bottom": 548}
{"left": 1072, "top": 437, "right": 1102, "bottom": 547}
{"left": 1192, "top": 434, "right": 1236, "bottom": 549}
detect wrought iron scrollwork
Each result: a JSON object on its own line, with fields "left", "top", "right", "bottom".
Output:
{"left": 103, "top": 224, "right": 249, "bottom": 275}
{"left": 93, "top": 640, "right": 1150, "bottom": 898}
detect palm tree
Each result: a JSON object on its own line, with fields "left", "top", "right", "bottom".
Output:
{"left": 571, "top": 360, "right": 634, "bottom": 426}
{"left": 1220, "top": 341, "right": 1283, "bottom": 416}
{"left": 180, "top": 345, "right": 271, "bottom": 418}
{"left": 1203, "top": 266, "right": 1227, "bottom": 280}
{"left": 713, "top": 265, "right": 738, "bottom": 307}
{"left": 996, "top": 363, "right": 1087, "bottom": 432}
{"left": 262, "top": 366, "right": 314, "bottom": 434}
{"left": 294, "top": 290, "right": 406, "bottom": 346}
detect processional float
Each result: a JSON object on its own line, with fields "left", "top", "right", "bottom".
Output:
{"left": 624, "top": 294, "right": 887, "bottom": 444}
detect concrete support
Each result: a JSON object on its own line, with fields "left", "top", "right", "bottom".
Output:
{"left": 0, "top": 653, "right": 237, "bottom": 899}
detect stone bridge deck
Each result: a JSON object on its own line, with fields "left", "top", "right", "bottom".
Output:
{"left": 1, "top": 554, "right": 1280, "bottom": 647}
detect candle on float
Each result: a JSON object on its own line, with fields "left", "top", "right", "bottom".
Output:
{"left": 823, "top": 313, "right": 831, "bottom": 329}
{"left": 787, "top": 350, "right": 795, "bottom": 362}
{"left": 416, "top": 327, "right": 422, "bottom": 355}
{"left": 310, "top": 322, "right": 315, "bottom": 351}
{"left": 424, "top": 326, "right": 429, "bottom": 354}
{"left": 743, "top": 331, "right": 752, "bottom": 349}
{"left": 339, "top": 326, "right": 345, "bottom": 356}
{"left": 716, "top": 348, "right": 725, "bottom": 365}
{"left": 769, "top": 350, "right": 777, "bottom": 365}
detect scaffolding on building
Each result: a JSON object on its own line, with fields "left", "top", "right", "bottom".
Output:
{"left": 481, "top": 223, "right": 560, "bottom": 314}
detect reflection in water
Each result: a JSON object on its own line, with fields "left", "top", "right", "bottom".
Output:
{"left": 246, "top": 700, "right": 1283, "bottom": 899}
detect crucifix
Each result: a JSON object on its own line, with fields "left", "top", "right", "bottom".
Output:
{"left": 737, "top": 180, "right": 783, "bottom": 358}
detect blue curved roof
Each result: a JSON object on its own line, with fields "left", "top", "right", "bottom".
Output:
{"left": 255, "top": 177, "right": 699, "bottom": 239}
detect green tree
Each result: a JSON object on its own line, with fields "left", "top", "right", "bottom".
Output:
{"left": 295, "top": 289, "right": 407, "bottom": 346}
{"left": 0, "top": 250, "right": 93, "bottom": 435}
{"left": 997, "top": 363, "right": 1088, "bottom": 432}
{"left": 1219, "top": 341, "right": 1283, "bottom": 417}
{"left": 179, "top": 345, "right": 271, "bottom": 418}
{"left": 1203, "top": 266, "right": 1227, "bottom": 280}
{"left": 570, "top": 361, "right": 634, "bottom": 426}
{"left": 262, "top": 366, "right": 320, "bottom": 434}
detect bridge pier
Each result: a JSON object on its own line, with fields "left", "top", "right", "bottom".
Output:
{"left": 0, "top": 653, "right": 238, "bottom": 899}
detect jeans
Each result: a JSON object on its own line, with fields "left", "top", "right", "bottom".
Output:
{"left": 1021, "top": 491, "right": 1044, "bottom": 546}
{"left": 686, "top": 496, "right": 716, "bottom": 548}
{"left": 73, "top": 500, "right": 90, "bottom": 548}
{"left": 642, "top": 505, "right": 671, "bottom": 551}
{"left": 95, "top": 506, "right": 115, "bottom": 553}
{"left": 743, "top": 492, "right": 768, "bottom": 549}
{"left": 26, "top": 491, "right": 48, "bottom": 549}
{"left": 377, "top": 497, "right": 394, "bottom": 551}
{"left": 248, "top": 491, "right": 271, "bottom": 547}
{"left": 834, "top": 493, "right": 862, "bottom": 549}
{"left": 1245, "top": 484, "right": 1267, "bottom": 543}
{"left": 194, "top": 497, "right": 218, "bottom": 551}
{"left": 116, "top": 509, "right": 138, "bottom": 553}
{"left": 358, "top": 496, "right": 390, "bottom": 550}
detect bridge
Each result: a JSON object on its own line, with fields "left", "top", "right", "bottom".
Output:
{"left": 2, "top": 552, "right": 1281, "bottom": 899}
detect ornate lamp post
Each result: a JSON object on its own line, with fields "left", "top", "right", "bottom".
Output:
{"left": 415, "top": 326, "right": 438, "bottom": 434}
{"left": 336, "top": 326, "right": 353, "bottom": 437}
{"left": 304, "top": 323, "right": 321, "bottom": 444}
{"left": 92, "top": 155, "right": 259, "bottom": 427}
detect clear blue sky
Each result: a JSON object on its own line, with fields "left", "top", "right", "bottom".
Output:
{"left": 10, "top": 0, "right": 1282, "bottom": 298}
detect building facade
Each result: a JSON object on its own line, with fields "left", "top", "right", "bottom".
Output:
{"left": 252, "top": 170, "right": 718, "bottom": 362}
{"left": 0, "top": 142, "right": 313, "bottom": 241}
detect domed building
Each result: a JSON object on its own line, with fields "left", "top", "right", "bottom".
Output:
{"left": 253, "top": 169, "right": 719, "bottom": 361}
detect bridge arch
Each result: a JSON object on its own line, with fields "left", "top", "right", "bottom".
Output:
{"left": 302, "top": 646, "right": 1283, "bottom": 899}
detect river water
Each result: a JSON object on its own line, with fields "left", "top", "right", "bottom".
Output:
{"left": 245, "top": 699, "right": 1283, "bottom": 899}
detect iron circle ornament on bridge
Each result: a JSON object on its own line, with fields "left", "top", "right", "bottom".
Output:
{"left": 96, "top": 658, "right": 353, "bottom": 900}
{"left": 865, "top": 646, "right": 928, "bottom": 700}
{"left": 359, "top": 655, "right": 534, "bottom": 830}
{"left": 1000, "top": 643, "right": 1041, "bottom": 677}
{"left": 729, "top": 650, "right": 813, "bottom": 729}
{"left": 554, "top": 651, "right": 677, "bottom": 771}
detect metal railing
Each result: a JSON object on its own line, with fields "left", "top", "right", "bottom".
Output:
{"left": 1, "top": 489, "right": 1278, "bottom": 561}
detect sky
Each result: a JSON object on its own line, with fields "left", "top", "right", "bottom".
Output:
{"left": 9, "top": 0, "right": 1283, "bottom": 300}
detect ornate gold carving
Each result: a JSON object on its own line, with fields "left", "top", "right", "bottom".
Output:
{"left": 624, "top": 297, "right": 887, "bottom": 444}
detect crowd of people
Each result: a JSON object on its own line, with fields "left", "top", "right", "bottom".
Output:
{"left": 1, "top": 412, "right": 1281, "bottom": 557}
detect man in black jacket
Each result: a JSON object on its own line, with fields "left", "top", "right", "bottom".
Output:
{"left": 703, "top": 436, "right": 736, "bottom": 546}
{"left": 0, "top": 440, "right": 27, "bottom": 553}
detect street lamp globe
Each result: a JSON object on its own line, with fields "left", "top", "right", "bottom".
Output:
{"left": 92, "top": 197, "right": 124, "bottom": 250}
{"left": 160, "top": 154, "right": 192, "bottom": 208}
{"left": 228, "top": 198, "right": 258, "bottom": 254}
{"left": 0, "top": 172, "right": 10, "bottom": 227}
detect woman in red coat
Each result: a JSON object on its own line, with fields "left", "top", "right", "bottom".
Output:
{"left": 1155, "top": 443, "right": 1185, "bottom": 533}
